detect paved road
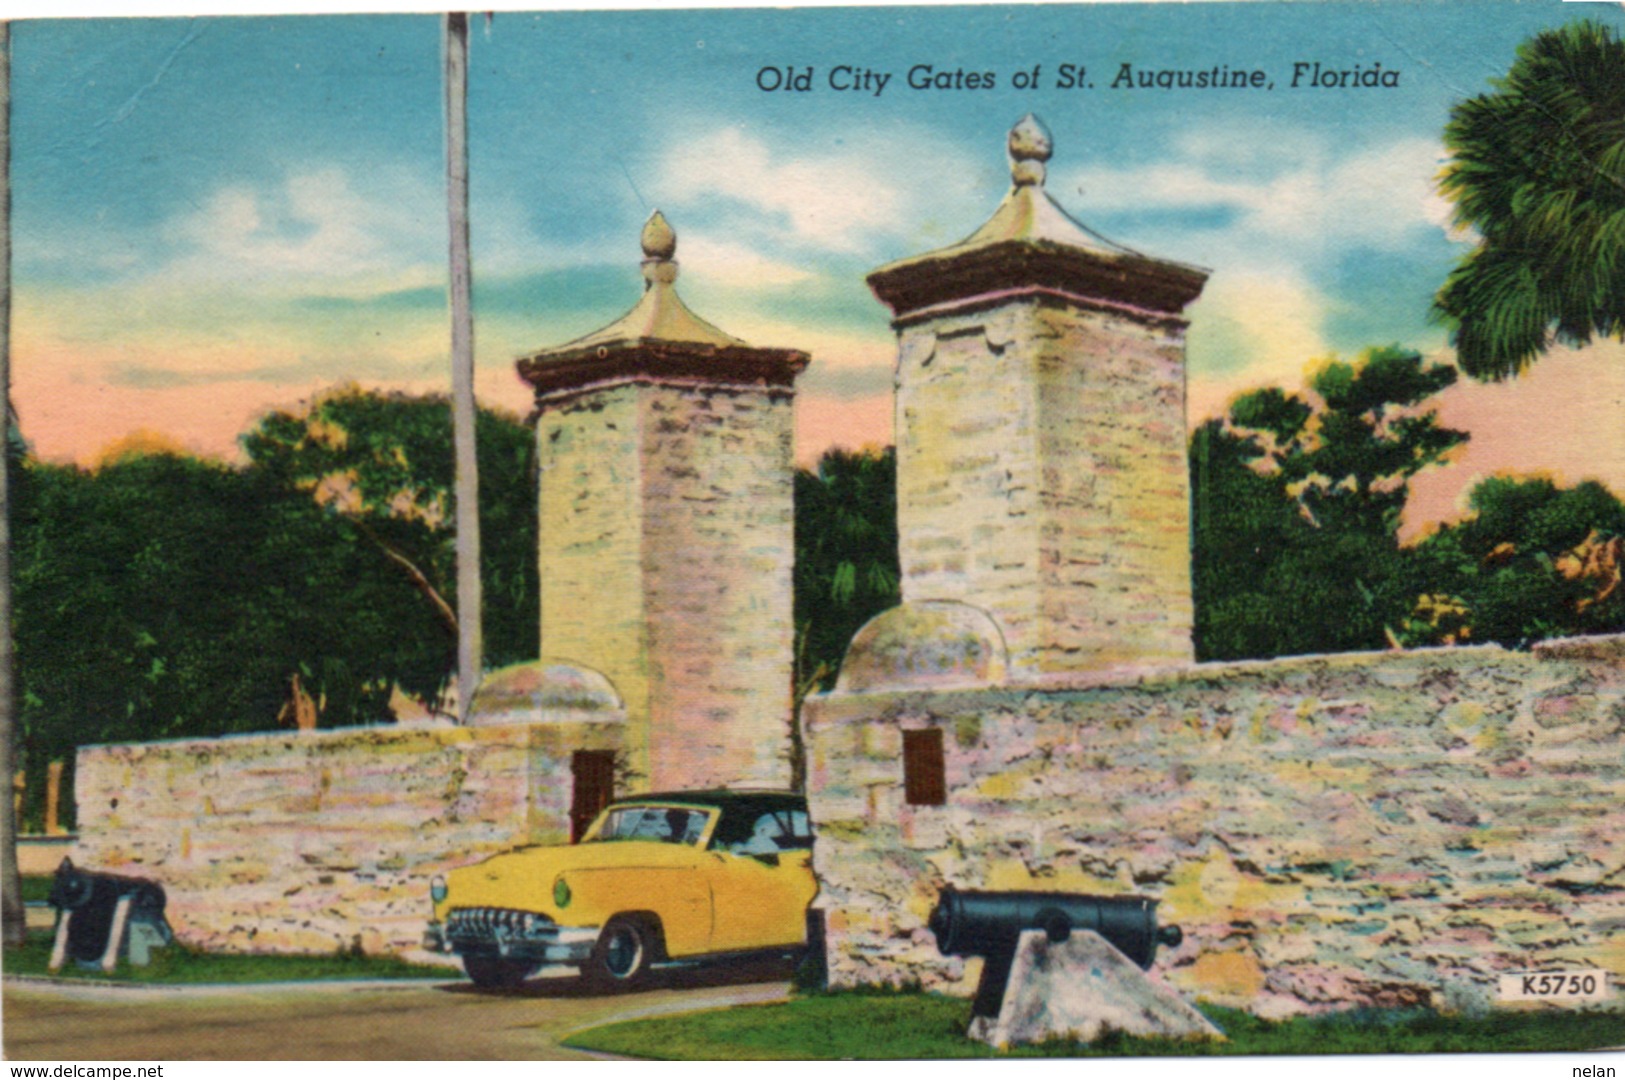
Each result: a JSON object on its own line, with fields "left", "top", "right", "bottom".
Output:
{"left": 2, "top": 959, "right": 795, "bottom": 1060}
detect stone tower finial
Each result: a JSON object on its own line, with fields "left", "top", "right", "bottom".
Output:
{"left": 641, "top": 210, "right": 678, "bottom": 286}
{"left": 1008, "top": 113, "right": 1052, "bottom": 187}
{"left": 641, "top": 210, "right": 677, "bottom": 260}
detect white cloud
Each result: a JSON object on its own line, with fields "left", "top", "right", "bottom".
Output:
{"left": 1063, "top": 132, "right": 1457, "bottom": 257}
{"left": 654, "top": 122, "right": 984, "bottom": 259}
{"left": 154, "top": 165, "right": 445, "bottom": 298}
{"left": 673, "top": 231, "right": 815, "bottom": 289}
{"left": 1419, "top": 167, "right": 1481, "bottom": 247}
{"left": 1053, "top": 124, "right": 1477, "bottom": 424}
{"left": 1185, "top": 267, "right": 1333, "bottom": 423}
{"left": 659, "top": 126, "right": 903, "bottom": 255}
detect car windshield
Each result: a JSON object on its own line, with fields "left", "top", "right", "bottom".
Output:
{"left": 589, "top": 805, "right": 711, "bottom": 845}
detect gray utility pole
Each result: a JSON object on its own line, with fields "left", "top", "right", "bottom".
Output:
{"left": 444, "top": 12, "right": 482, "bottom": 723}
{"left": 0, "top": 20, "right": 25, "bottom": 949}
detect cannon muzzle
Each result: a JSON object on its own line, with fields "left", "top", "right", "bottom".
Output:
{"left": 48, "top": 859, "right": 166, "bottom": 915}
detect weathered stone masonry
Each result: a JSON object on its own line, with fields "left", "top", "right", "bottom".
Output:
{"left": 532, "top": 382, "right": 797, "bottom": 790}
{"left": 806, "top": 635, "right": 1625, "bottom": 1016}
{"left": 75, "top": 718, "right": 622, "bottom": 960}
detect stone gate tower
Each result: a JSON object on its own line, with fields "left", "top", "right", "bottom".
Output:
{"left": 866, "top": 116, "right": 1208, "bottom": 680}
{"left": 517, "top": 213, "right": 809, "bottom": 790}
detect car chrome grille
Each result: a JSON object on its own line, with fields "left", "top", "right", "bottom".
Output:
{"left": 446, "top": 907, "right": 556, "bottom": 942}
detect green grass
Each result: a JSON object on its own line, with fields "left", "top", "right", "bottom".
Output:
{"left": 2, "top": 930, "right": 452, "bottom": 984}
{"left": 19, "top": 877, "right": 54, "bottom": 904}
{"left": 563, "top": 987, "right": 1625, "bottom": 1059}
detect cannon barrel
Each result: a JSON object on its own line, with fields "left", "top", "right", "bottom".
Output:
{"left": 48, "top": 859, "right": 166, "bottom": 914}
{"left": 930, "top": 886, "right": 1183, "bottom": 1019}
{"left": 47, "top": 859, "right": 171, "bottom": 967}
{"left": 930, "top": 886, "right": 1182, "bottom": 972}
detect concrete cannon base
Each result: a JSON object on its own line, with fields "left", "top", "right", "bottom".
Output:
{"left": 967, "top": 929, "right": 1225, "bottom": 1049}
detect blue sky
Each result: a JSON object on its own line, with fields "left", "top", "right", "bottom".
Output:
{"left": 10, "top": 1, "right": 1625, "bottom": 528}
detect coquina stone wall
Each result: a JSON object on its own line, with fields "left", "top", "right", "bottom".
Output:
{"left": 639, "top": 383, "right": 797, "bottom": 791}
{"left": 537, "top": 380, "right": 797, "bottom": 792}
{"left": 894, "top": 299, "right": 1194, "bottom": 680}
{"left": 537, "top": 383, "right": 652, "bottom": 774}
{"left": 74, "top": 719, "right": 622, "bottom": 960}
{"left": 803, "top": 633, "right": 1625, "bottom": 1017}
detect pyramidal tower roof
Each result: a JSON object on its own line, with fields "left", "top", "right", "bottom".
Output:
{"left": 518, "top": 212, "right": 808, "bottom": 398}
{"left": 552, "top": 211, "right": 747, "bottom": 352}
{"left": 946, "top": 114, "right": 1128, "bottom": 255}
{"left": 868, "top": 114, "right": 1208, "bottom": 324}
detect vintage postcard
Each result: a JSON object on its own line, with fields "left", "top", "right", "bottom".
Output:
{"left": 1, "top": 0, "right": 1623, "bottom": 1068}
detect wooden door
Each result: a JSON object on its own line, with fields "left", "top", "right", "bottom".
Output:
{"left": 570, "top": 750, "right": 616, "bottom": 842}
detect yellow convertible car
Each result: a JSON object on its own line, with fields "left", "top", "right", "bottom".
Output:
{"left": 423, "top": 790, "right": 819, "bottom": 989}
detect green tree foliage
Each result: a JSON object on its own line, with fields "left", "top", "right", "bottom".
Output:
{"left": 1191, "top": 346, "right": 1467, "bottom": 660}
{"left": 10, "top": 391, "right": 537, "bottom": 829}
{"left": 793, "top": 447, "right": 899, "bottom": 695}
{"left": 790, "top": 445, "right": 899, "bottom": 790}
{"left": 1403, "top": 476, "right": 1625, "bottom": 646}
{"left": 1434, "top": 19, "right": 1625, "bottom": 379}
{"left": 11, "top": 454, "right": 430, "bottom": 828}
{"left": 242, "top": 385, "right": 537, "bottom": 675}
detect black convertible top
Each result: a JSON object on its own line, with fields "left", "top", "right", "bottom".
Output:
{"left": 608, "top": 790, "right": 809, "bottom": 848}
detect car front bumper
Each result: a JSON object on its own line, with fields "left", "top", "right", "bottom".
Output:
{"left": 424, "top": 912, "right": 599, "bottom": 965}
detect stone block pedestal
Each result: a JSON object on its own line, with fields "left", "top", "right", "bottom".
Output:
{"left": 967, "top": 929, "right": 1225, "bottom": 1049}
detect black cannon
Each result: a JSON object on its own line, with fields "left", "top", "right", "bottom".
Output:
{"left": 47, "top": 858, "right": 173, "bottom": 970}
{"left": 929, "top": 886, "right": 1183, "bottom": 1019}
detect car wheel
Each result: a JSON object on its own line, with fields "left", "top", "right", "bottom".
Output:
{"left": 584, "top": 916, "right": 653, "bottom": 990}
{"left": 462, "top": 954, "right": 537, "bottom": 989}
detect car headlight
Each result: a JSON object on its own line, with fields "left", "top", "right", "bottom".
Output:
{"left": 430, "top": 875, "right": 448, "bottom": 904}
{"left": 553, "top": 876, "right": 571, "bottom": 908}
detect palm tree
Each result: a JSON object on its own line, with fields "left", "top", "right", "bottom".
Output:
{"left": 792, "top": 447, "right": 900, "bottom": 694}
{"left": 1433, "top": 19, "right": 1625, "bottom": 380}
{"left": 789, "top": 446, "right": 899, "bottom": 791}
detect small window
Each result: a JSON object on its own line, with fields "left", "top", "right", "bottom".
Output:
{"left": 903, "top": 729, "right": 946, "bottom": 806}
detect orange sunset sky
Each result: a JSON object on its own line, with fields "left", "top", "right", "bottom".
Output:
{"left": 9, "top": 7, "right": 1623, "bottom": 543}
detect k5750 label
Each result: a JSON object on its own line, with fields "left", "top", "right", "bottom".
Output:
{"left": 1498, "top": 971, "right": 1611, "bottom": 1001}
